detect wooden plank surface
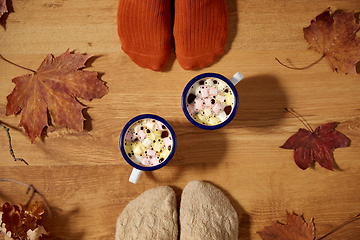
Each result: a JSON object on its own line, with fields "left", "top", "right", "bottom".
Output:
{"left": 1, "top": 0, "right": 360, "bottom": 239}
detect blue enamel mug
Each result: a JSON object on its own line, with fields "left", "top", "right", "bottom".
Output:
{"left": 119, "top": 114, "right": 176, "bottom": 183}
{"left": 182, "top": 72, "right": 243, "bottom": 130}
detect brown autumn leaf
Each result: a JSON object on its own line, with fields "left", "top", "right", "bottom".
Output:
{"left": 280, "top": 122, "right": 350, "bottom": 171}
{"left": 0, "top": 203, "right": 25, "bottom": 239}
{"left": 0, "top": 0, "right": 7, "bottom": 19}
{"left": 303, "top": 8, "right": 360, "bottom": 74}
{"left": 25, "top": 201, "right": 44, "bottom": 221}
{"left": 257, "top": 211, "right": 315, "bottom": 240}
{"left": 0, "top": 201, "right": 47, "bottom": 239}
{"left": 22, "top": 202, "right": 45, "bottom": 231}
{"left": 5, "top": 50, "right": 108, "bottom": 142}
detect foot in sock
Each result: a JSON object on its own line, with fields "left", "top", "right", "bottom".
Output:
{"left": 179, "top": 180, "right": 238, "bottom": 240}
{"left": 117, "top": 0, "right": 172, "bottom": 71}
{"left": 173, "top": 0, "right": 229, "bottom": 70}
{"left": 115, "top": 186, "right": 178, "bottom": 240}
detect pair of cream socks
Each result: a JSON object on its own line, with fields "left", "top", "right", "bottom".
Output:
{"left": 117, "top": 0, "right": 228, "bottom": 71}
{"left": 115, "top": 180, "right": 238, "bottom": 240}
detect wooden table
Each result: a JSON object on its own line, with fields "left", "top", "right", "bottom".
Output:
{"left": 1, "top": 0, "right": 360, "bottom": 239}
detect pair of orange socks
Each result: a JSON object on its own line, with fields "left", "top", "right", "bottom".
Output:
{"left": 117, "top": 0, "right": 228, "bottom": 71}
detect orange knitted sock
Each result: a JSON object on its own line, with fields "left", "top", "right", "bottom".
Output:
{"left": 117, "top": 0, "right": 172, "bottom": 71}
{"left": 173, "top": 0, "right": 228, "bottom": 70}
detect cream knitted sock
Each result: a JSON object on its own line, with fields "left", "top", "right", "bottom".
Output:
{"left": 179, "top": 180, "right": 239, "bottom": 240}
{"left": 115, "top": 186, "right": 178, "bottom": 240}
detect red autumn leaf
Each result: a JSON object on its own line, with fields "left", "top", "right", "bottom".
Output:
{"left": 303, "top": 8, "right": 360, "bottom": 74}
{"left": 0, "top": 0, "right": 7, "bottom": 19}
{"left": 257, "top": 211, "right": 315, "bottom": 240}
{"left": 5, "top": 50, "right": 108, "bottom": 142}
{"left": 280, "top": 122, "right": 350, "bottom": 171}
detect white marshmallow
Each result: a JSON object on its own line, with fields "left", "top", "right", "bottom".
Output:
{"left": 217, "top": 111, "right": 227, "bottom": 122}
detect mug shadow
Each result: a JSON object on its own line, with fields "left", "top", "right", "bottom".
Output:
{"left": 233, "top": 74, "right": 289, "bottom": 129}
{"left": 165, "top": 120, "right": 229, "bottom": 180}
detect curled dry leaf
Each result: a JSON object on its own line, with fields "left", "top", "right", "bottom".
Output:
{"left": 5, "top": 50, "right": 108, "bottom": 142}
{"left": 257, "top": 211, "right": 315, "bottom": 240}
{"left": 0, "top": 201, "right": 48, "bottom": 240}
{"left": 0, "top": 0, "right": 7, "bottom": 19}
{"left": 280, "top": 122, "right": 350, "bottom": 171}
{"left": 303, "top": 8, "right": 360, "bottom": 74}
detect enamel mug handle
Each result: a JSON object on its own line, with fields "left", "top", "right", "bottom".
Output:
{"left": 129, "top": 168, "right": 142, "bottom": 184}
{"left": 229, "top": 72, "right": 244, "bottom": 86}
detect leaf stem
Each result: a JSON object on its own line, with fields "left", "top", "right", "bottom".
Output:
{"left": 1, "top": 179, "right": 53, "bottom": 218}
{"left": 275, "top": 54, "right": 325, "bottom": 70}
{"left": 0, "top": 54, "right": 36, "bottom": 73}
{"left": 1, "top": 124, "right": 28, "bottom": 165}
{"left": 317, "top": 214, "right": 360, "bottom": 240}
{"left": 285, "top": 108, "right": 314, "bottom": 132}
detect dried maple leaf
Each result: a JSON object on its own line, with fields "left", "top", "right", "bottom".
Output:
{"left": 5, "top": 50, "right": 108, "bottom": 142}
{"left": 0, "top": 0, "right": 7, "bottom": 19}
{"left": 280, "top": 121, "right": 350, "bottom": 171}
{"left": 303, "top": 8, "right": 360, "bottom": 74}
{"left": 257, "top": 211, "right": 315, "bottom": 240}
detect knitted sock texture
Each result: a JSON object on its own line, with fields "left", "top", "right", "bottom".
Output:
{"left": 179, "top": 180, "right": 238, "bottom": 240}
{"left": 173, "top": 0, "right": 228, "bottom": 70}
{"left": 115, "top": 186, "right": 178, "bottom": 240}
{"left": 117, "top": 0, "right": 171, "bottom": 71}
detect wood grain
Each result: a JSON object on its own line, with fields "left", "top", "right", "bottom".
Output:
{"left": 1, "top": 0, "right": 360, "bottom": 239}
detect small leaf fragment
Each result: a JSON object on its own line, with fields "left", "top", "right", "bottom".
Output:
{"left": 0, "top": 0, "right": 7, "bottom": 19}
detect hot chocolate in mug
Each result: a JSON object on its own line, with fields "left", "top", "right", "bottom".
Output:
{"left": 182, "top": 72, "right": 243, "bottom": 130}
{"left": 119, "top": 114, "right": 176, "bottom": 184}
